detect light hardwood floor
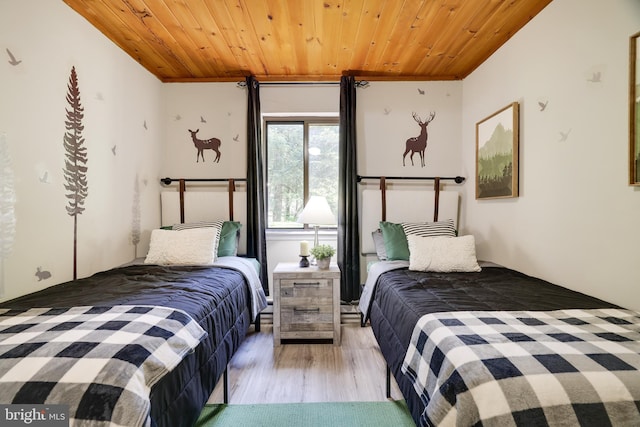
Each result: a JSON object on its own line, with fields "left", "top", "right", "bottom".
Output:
{"left": 208, "top": 323, "right": 402, "bottom": 404}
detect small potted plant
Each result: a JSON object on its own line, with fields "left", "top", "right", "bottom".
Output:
{"left": 310, "top": 244, "right": 335, "bottom": 270}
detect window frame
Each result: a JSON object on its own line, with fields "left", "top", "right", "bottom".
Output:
{"left": 264, "top": 115, "right": 339, "bottom": 230}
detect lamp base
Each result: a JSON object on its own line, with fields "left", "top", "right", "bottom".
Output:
{"left": 313, "top": 225, "right": 320, "bottom": 248}
{"left": 311, "top": 225, "right": 320, "bottom": 266}
{"left": 299, "top": 255, "right": 310, "bottom": 268}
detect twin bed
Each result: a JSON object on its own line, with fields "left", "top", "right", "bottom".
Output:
{"left": 0, "top": 178, "right": 267, "bottom": 427}
{"left": 358, "top": 177, "right": 640, "bottom": 426}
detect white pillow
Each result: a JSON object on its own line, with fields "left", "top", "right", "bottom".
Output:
{"left": 371, "top": 229, "right": 387, "bottom": 260}
{"left": 408, "top": 234, "right": 481, "bottom": 273}
{"left": 144, "top": 227, "right": 219, "bottom": 265}
{"left": 172, "top": 220, "right": 224, "bottom": 256}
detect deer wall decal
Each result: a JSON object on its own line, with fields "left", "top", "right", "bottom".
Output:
{"left": 188, "top": 129, "right": 221, "bottom": 163}
{"left": 403, "top": 111, "right": 435, "bottom": 167}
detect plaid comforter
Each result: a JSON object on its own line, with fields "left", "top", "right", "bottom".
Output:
{"left": 0, "top": 305, "right": 206, "bottom": 427}
{"left": 402, "top": 309, "right": 640, "bottom": 426}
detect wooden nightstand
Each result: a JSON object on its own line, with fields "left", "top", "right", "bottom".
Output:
{"left": 273, "top": 262, "right": 341, "bottom": 346}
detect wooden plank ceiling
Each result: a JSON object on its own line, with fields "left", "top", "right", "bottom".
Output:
{"left": 63, "top": 0, "right": 552, "bottom": 82}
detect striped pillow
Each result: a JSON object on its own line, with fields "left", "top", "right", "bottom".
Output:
{"left": 401, "top": 219, "right": 457, "bottom": 239}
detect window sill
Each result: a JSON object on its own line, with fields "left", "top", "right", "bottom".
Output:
{"left": 266, "top": 229, "right": 337, "bottom": 242}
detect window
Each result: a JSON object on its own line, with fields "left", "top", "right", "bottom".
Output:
{"left": 266, "top": 117, "right": 339, "bottom": 228}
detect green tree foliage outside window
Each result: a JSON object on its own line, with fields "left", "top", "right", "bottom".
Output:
{"left": 266, "top": 119, "right": 339, "bottom": 228}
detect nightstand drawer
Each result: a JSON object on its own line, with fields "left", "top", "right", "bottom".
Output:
{"left": 280, "top": 305, "right": 334, "bottom": 332}
{"left": 279, "top": 279, "right": 332, "bottom": 300}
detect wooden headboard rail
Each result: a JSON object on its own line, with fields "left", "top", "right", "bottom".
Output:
{"left": 357, "top": 175, "right": 465, "bottom": 222}
{"left": 160, "top": 177, "right": 247, "bottom": 222}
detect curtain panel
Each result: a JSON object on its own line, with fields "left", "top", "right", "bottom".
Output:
{"left": 338, "top": 75, "right": 361, "bottom": 303}
{"left": 245, "top": 76, "right": 269, "bottom": 294}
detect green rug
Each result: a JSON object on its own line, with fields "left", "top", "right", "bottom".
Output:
{"left": 195, "top": 400, "right": 416, "bottom": 426}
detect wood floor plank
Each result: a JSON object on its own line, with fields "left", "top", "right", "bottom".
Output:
{"left": 209, "top": 324, "right": 402, "bottom": 404}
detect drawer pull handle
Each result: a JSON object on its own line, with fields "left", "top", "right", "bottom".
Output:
{"left": 294, "top": 307, "right": 320, "bottom": 313}
{"left": 293, "top": 281, "right": 320, "bottom": 287}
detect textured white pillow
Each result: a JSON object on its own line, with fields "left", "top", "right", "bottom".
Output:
{"left": 408, "top": 234, "right": 481, "bottom": 273}
{"left": 144, "top": 227, "right": 219, "bottom": 265}
{"left": 172, "top": 220, "right": 224, "bottom": 256}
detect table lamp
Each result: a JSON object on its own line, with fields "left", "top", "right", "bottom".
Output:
{"left": 297, "top": 196, "right": 336, "bottom": 249}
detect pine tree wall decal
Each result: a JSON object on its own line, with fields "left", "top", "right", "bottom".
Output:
{"left": 0, "top": 134, "right": 16, "bottom": 297}
{"left": 62, "top": 66, "right": 88, "bottom": 280}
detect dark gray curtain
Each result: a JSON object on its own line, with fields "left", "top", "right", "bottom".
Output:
{"left": 338, "top": 75, "right": 360, "bottom": 303}
{"left": 246, "top": 75, "right": 268, "bottom": 294}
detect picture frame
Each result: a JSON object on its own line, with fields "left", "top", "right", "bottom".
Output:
{"left": 475, "top": 102, "right": 519, "bottom": 199}
{"left": 630, "top": 31, "right": 640, "bottom": 186}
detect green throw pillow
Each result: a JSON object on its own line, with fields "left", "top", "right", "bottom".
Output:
{"left": 218, "top": 221, "right": 242, "bottom": 257}
{"left": 379, "top": 221, "right": 409, "bottom": 261}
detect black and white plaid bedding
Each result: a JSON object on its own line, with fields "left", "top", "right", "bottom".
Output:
{"left": 0, "top": 305, "right": 206, "bottom": 427}
{"left": 402, "top": 309, "right": 640, "bottom": 426}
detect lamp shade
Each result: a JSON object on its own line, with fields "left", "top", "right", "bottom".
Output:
{"left": 297, "top": 196, "right": 336, "bottom": 226}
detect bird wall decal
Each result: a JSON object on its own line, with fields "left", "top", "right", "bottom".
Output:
{"left": 417, "top": 88, "right": 425, "bottom": 95}
{"left": 200, "top": 116, "right": 207, "bottom": 123}
{"left": 558, "top": 129, "right": 572, "bottom": 142}
{"left": 587, "top": 72, "right": 601, "bottom": 83}
{"left": 538, "top": 100, "right": 548, "bottom": 111}
{"left": 6, "top": 48, "right": 21, "bottom": 66}
{"left": 233, "top": 134, "right": 239, "bottom": 142}
{"left": 39, "top": 171, "right": 50, "bottom": 184}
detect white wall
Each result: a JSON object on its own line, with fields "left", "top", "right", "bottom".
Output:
{"left": 357, "top": 81, "right": 463, "bottom": 176}
{"left": 0, "top": 1, "right": 163, "bottom": 300}
{"left": 462, "top": 0, "right": 640, "bottom": 310}
{"left": 162, "top": 83, "right": 247, "bottom": 178}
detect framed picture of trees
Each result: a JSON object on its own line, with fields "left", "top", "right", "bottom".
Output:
{"left": 476, "top": 102, "right": 519, "bottom": 199}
